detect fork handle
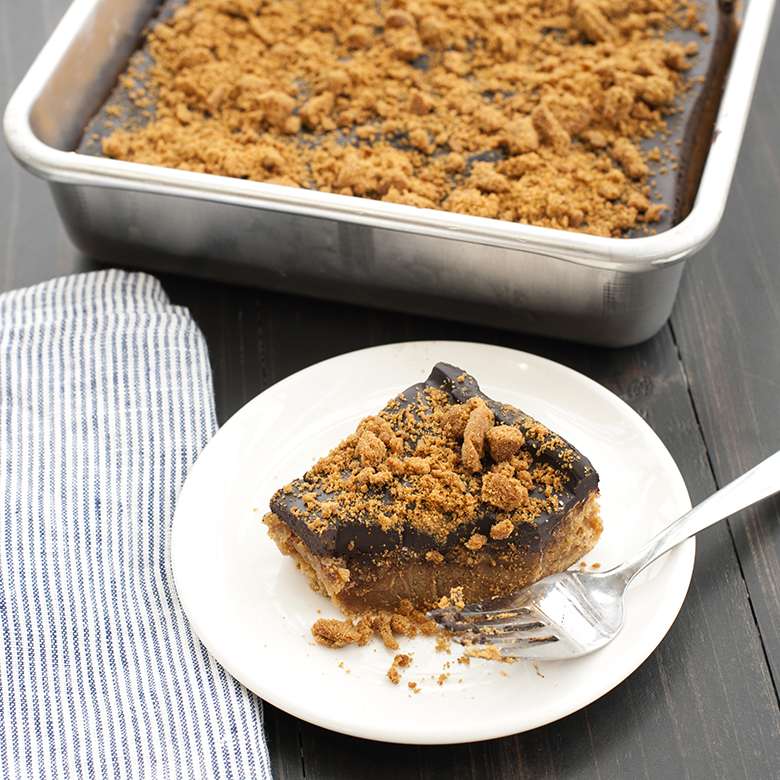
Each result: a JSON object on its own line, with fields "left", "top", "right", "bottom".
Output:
{"left": 614, "top": 448, "right": 780, "bottom": 586}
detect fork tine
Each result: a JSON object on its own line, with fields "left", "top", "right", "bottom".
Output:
{"left": 440, "top": 615, "right": 546, "bottom": 635}
{"left": 467, "top": 632, "right": 560, "bottom": 646}
{"left": 445, "top": 591, "right": 529, "bottom": 614}
{"left": 454, "top": 604, "right": 533, "bottom": 620}
{"left": 454, "top": 631, "right": 562, "bottom": 659}
{"left": 466, "top": 619, "right": 547, "bottom": 635}
{"left": 427, "top": 602, "right": 532, "bottom": 624}
{"left": 427, "top": 601, "right": 542, "bottom": 635}
{"left": 448, "top": 614, "right": 560, "bottom": 644}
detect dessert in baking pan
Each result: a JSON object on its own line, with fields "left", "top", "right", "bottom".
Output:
{"left": 78, "top": 0, "right": 737, "bottom": 237}
{"left": 262, "top": 362, "right": 602, "bottom": 616}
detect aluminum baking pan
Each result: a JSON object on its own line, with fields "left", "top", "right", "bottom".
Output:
{"left": 4, "top": 0, "right": 775, "bottom": 346}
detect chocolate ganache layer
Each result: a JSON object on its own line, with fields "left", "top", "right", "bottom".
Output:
{"left": 268, "top": 362, "right": 599, "bottom": 560}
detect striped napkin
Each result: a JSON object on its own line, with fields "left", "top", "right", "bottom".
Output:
{"left": 0, "top": 270, "right": 272, "bottom": 779}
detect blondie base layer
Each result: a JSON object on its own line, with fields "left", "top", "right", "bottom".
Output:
{"left": 263, "top": 362, "right": 602, "bottom": 615}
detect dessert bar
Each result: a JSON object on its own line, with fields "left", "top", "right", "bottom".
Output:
{"left": 263, "top": 363, "right": 602, "bottom": 614}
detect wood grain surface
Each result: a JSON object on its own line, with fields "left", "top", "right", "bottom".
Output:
{"left": 3, "top": 0, "right": 780, "bottom": 777}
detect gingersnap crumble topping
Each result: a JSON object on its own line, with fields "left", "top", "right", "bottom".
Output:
{"left": 290, "top": 384, "right": 570, "bottom": 546}
{"left": 91, "top": 0, "right": 719, "bottom": 236}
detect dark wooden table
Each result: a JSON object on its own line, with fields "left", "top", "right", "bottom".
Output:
{"left": 4, "top": 1, "right": 780, "bottom": 777}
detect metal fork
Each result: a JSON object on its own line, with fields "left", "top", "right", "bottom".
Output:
{"left": 428, "top": 449, "right": 780, "bottom": 661}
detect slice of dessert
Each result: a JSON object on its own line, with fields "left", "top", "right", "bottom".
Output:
{"left": 263, "top": 362, "right": 602, "bottom": 616}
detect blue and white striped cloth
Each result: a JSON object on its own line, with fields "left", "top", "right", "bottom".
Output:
{"left": 0, "top": 270, "right": 272, "bottom": 779}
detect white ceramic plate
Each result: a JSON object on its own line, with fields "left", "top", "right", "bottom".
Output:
{"left": 171, "top": 341, "right": 693, "bottom": 744}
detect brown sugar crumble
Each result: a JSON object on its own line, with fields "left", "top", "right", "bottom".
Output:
{"left": 93, "top": 0, "right": 717, "bottom": 236}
